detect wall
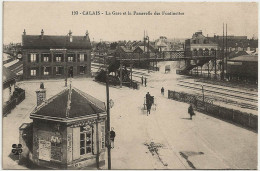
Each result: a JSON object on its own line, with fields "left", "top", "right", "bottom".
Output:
{"left": 32, "top": 120, "right": 67, "bottom": 169}
{"left": 67, "top": 119, "right": 106, "bottom": 169}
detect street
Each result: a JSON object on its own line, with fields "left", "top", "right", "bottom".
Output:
{"left": 2, "top": 64, "right": 257, "bottom": 169}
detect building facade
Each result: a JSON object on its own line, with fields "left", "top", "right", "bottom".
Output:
{"left": 185, "top": 31, "right": 219, "bottom": 56}
{"left": 25, "top": 86, "right": 107, "bottom": 169}
{"left": 22, "top": 30, "right": 92, "bottom": 80}
{"left": 227, "top": 55, "right": 258, "bottom": 82}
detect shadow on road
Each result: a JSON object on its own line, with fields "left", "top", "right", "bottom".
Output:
{"left": 181, "top": 118, "right": 191, "bottom": 120}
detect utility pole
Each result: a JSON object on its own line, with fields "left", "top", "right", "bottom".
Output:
{"left": 225, "top": 23, "right": 228, "bottom": 76}
{"left": 201, "top": 85, "right": 205, "bottom": 106}
{"left": 106, "top": 64, "right": 111, "bottom": 170}
{"left": 221, "top": 23, "right": 225, "bottom": 80}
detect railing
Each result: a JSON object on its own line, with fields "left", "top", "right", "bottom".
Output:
{"left": 3, "top": 98, "right": 17, "bottom": 116}
{"left": 168, "top": 90, "right": 257, "bottom": 131}
{"left": 3, "top": 88, "right": 26, "bottom": 116}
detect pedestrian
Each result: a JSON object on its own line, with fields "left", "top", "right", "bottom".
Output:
{"left": 144, "top": 77, "right": 147, "bottom": 87}
{"left": 146, "top": 100, "right": 152, "bottom": 115}
{"left": 146, "top": 92, "right": 152, "bottom": 115}
{"left": 188, "top": 104, "right": 195, "bottom": 120}
{"left": 161, "top": 87, "right": 164, "bottom": 95}
{"left": 193, "top": 97, "right": 198, "bottom": 109}
{"left": 110, "top": 128, "right": 116, "bottom": 149}
{"left": 141, "top": 76, "right": 144, "bottom": 85}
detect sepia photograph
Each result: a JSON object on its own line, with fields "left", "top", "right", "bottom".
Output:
{"left": 1, "top": 1, "right": 258, "bottom": 170}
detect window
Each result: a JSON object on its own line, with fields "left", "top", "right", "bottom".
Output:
{"left": 44, "top": 67, "right": 50, "bottom": 75}
{"left": 80, "top": 54, "right": 84, "bottom": 62}
{"left": 80, "top": 66, "right": 85, "bottom": 74}
{"left": 30, "top": 53, "right": 37, "bottom": 62}
{"left": 56, "top": 66, "right": 62, "bottom": 75}
{"left": 42, "top": 53, "right": 50, "bottom": 62}
{"left": 44, "top": 57, "right": 49, "bottom": 62}
{"left": 55, "top": 54, "right": 63, "bottom": 62}
{"left": 68, "top": 56, "right": 73, "bottom": 62}
{"left": 80, "top": 126, "right": 92, "bottom": 155}
{"left": 56, "top": 57, "right": 61, "bottom": 62}
{"left": 31, "top": 69, "right": 36, "bottom": 76}
{"left": 101, "top": 126, "right": 105, "bottom": 149}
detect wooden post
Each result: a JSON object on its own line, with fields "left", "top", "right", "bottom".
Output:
{"left": 120, "top": 62, "right": 123, "bottom": 88}
{"left": 208, "top": 61, "right": 210, "bottom": 78}
{"left": 96, "top": 114, "right": 100, "bottom": 169}
{"left": 106, "top": 71, "right": 111, "bottom": 170}
{"left": 215, "top": 51, "right": 217, "bottom": 78}
{"left": 130, "top": 63, "right": 133, "bottom": 88}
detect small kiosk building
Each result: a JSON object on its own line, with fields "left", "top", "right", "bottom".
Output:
{"left": 30, "top": 87, "right": 107, "bottom": 169}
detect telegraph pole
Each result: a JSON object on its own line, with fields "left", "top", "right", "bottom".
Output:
{"left": 221, "top": 23, "right": 225, "bottom": 80}
{"left": 106, "top": 63, "right": 111, "bottom": 170}
{"left": 225, "top": 24, "right": 228, "bottom": 76}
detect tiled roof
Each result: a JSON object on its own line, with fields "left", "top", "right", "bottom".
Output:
{"left": 3, "top": 66, "right": 16, "bottom": 84}
{"left": 228, "top": 55, "right": 258, "bottom": 62}
{"left": 22, "top": 35, "right": 92, "bottom": 49}
{"left": 31, "top": 87, "right": 106, "bottom": 121}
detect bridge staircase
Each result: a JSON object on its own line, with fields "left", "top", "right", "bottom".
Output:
{"left": 176, "top": 58, "right": 211, "bottom": 75}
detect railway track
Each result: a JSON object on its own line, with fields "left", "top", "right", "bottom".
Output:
{"left": 177, "top": 84, "right": 258, "bottom": 111}
{"left": 179, "top": 80, "right": 257, "bottom": 98}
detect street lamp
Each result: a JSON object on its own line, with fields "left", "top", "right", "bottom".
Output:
{"left": 201, "top": 85, "right": 205, "bottom": 106}
{"left": 145, "top": 36, "right": 150, "bottom": 73}
{"left": 105, "top": 58, "right": 112, "bottom": 170}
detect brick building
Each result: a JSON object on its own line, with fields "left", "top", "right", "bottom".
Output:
{"left": 22, "top": 30, "right": 92, "bottom": 80}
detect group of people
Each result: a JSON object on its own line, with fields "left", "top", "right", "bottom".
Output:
{"left": 141, "top": 76, "right": 147, "bottom": 87}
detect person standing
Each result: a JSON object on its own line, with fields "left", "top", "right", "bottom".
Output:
{"left": 110, "top": 128, "right": 116, "bottom": 149}
{"left": 146, "top": 92, "right": 151, "bottom": 115}
{"left": 161, "top": 87, "right": 164, "bottom": 95}
{"left": 141, "top": 76, "right": 144, "bottom": 85}
{"left": 144, "top": 77, "right": 147, "bottom": 87}
{"left": 188, "top": 104, "right": 195, "bottom": 120}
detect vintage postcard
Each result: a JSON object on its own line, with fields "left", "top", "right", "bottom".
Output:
{"left": 2, "top": 1, "right": 258, "bottom": 170}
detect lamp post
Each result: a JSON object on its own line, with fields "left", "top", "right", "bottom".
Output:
{"left": 145, "top": 36, "right": 150, "bottom": 73}
{"left": 105, "top": 58, "right": 111, "bottom": 170}
{"left": 201, "top": 85, "right": 205, "bottom": 106}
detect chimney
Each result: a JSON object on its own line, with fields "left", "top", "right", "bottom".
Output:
{"left": 23, "top": 29, "right": 26, "bottom": 35}
{"left": 40, "top": 29, "right": 44, "bottom": 39}
{"left": 69, "top": 30, "right": 73, "bottom": 42}
{"left": 36, "top": 82, "right": 46, "bottom": 106}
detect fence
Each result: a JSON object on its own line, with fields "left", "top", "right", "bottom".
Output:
{"left": 168, "top": 90, "right": 257, "bottom": 131}
{"left": 3, "top": 88, "right": 26, "bottom": 116}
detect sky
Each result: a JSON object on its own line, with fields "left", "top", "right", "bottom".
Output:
{"left": 3, "top": 2, "right": 258, "bottom": 44}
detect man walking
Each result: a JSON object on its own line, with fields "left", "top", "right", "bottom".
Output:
{"left": 161, "top": 87, "right": 164, "bottom": 95}
{"left": 188, "top": 104, "right": 195, "bottom": 120}
{"left": 146, "top": 92, "right": 151, "bottom": 115}
{"left": 110, "top": 128, "right": 116, "bottom": 149}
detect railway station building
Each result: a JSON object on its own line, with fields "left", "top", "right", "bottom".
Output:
{"left": 22, "top": 29, "right": 92, "bottom": 80}
{"left": 227, "top": 55, "right": 258, "bottom": 83}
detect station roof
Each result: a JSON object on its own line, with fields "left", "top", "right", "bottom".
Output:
{"left": 3, "top": 66, "right": 16, "bottom": 85}
{"left": 228, "top": 55, "right": 258, "bottom": 62}
{"left": 30, "top": 87, "right": 106, "bottom": 122}
{"left": 22, "top": 35, "right": 92, "bottom": 49}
